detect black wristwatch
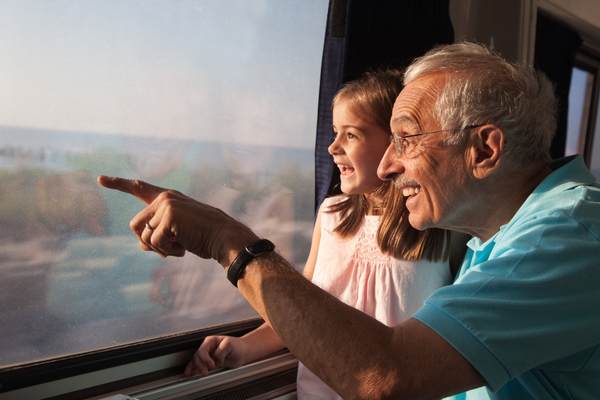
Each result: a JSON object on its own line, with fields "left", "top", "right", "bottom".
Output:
{"left": 227, "top": 239, "right": 275, "bottom": 287}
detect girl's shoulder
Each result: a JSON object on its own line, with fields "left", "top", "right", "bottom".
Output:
{"left": 320, "top": 195, "right": 350, "bottom": 231}
{"left": 321, "top": 195, "right": 346, "bottom": 208}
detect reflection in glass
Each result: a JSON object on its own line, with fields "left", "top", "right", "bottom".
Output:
{"left": 0, "top": 0, "right": 327, "bottom": 368}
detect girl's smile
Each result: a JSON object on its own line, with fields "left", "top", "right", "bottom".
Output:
{"left": 329, "top": 100, "right": 391, "bottom": 197}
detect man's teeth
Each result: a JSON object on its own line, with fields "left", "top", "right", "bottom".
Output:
{"left": 402, "top": 187, "right": 420, "bottom": 197}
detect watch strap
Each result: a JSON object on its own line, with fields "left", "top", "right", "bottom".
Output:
{"left": 227, "top": 239, "right": 275, "bottom": 287}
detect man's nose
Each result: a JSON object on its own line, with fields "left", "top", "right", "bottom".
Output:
{"left": 377, "top": 142, "right": 404, "bottom": 180}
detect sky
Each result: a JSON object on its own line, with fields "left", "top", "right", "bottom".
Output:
{"left": 0, "top": 0, "right": 328, "bottom": 147}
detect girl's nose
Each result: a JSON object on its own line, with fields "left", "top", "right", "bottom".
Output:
{"left": 328, "top": 136, "right": 342, "bottom": 155}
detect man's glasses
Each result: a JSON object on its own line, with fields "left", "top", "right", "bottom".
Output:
{"left": 391, "top": 124, "right": 483, "bottom": 157}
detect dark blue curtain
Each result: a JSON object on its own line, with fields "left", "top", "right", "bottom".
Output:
{"left": 314, "top": 0, "right": 455, "bottom": 213}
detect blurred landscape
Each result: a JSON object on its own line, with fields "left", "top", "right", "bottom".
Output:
{"left": 0, "top": 125, "right": 315, "bottom": 368}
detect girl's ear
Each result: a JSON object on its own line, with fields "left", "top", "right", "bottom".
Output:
{"left": 468, "top": 125, "right": 504, "bottom": 179}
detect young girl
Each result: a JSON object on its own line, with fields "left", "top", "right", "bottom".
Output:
{"left": 184, "top": 69, "right": 452, "bottom": 399}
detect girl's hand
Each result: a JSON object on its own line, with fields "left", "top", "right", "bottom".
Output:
{"left": 184, "top": 336, "right": 249, "bottom": 377}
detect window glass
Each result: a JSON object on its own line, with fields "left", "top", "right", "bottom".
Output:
{"left": 590, "top": 90, "right": 600, "bottom": 181}
{"left": 0, "top": 0, "right": 327, "bottom": 368}
{"left": 566, "top": 67, "right": 593, "bottom": 156}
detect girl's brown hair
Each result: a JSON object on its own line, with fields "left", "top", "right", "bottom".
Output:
{"left": 326, "top": 69, "right": 450, "bottom": 262}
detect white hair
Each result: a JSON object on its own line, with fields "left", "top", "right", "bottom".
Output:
{"left": 404, "top": 42, "right": 557, "bottom": 169}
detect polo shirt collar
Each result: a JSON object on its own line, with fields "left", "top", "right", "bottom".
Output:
{"left": 466, "top": 155, "right": 596, "bottom": 252}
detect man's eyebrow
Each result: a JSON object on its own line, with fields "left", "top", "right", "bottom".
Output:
{"left": 391, "top": 115, "right": 416, "bottom": 126}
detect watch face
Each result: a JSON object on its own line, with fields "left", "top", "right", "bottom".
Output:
{"left": 247, "top": 239, "right": 275, "bottom": 255}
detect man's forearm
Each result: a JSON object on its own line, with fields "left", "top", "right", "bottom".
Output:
{"left": 235, "top": 252, "right": 485, "bottom": 400}
{"left": 237, "top": 252, "right": 402, "bottom": 399}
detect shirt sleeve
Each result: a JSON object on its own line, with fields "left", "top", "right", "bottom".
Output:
{"left": 412, "top": 209, "right": 600, "bottom": 392}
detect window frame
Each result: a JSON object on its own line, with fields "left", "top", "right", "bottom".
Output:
{"left": 0, "top": 318, "right": 264, "bottom": 399}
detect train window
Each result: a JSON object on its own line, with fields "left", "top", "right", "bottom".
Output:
{"left": 569, "top": 50, "right": 600, "bottom": 180}
{"left": 590, "top": 95, "right": 600, "bottom": 180}
{"left": 566, "top": 67, "right": 594, "bottom": 156}
{"left": 0, "top": 0, "right": 327, "bottom": 370}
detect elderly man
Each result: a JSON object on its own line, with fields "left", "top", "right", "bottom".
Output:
{"left": 99, "top": 42, "right": 600, "bottom": 399}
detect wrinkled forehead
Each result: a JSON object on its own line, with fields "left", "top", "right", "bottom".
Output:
{"left": 391, "top": 73, "right": 447, "bottom": 131}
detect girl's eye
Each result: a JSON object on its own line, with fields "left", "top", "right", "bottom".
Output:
{"left": 347, "top": 132, "right": 356, "bottom": 139}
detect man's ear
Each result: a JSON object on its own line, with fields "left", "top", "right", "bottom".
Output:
{"left": 468, "top": 125, "right": 504, "bottom": 179}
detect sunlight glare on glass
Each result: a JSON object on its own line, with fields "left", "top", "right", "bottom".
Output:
{"left": 566, "top": 67, "right": 593, "bottom": 156}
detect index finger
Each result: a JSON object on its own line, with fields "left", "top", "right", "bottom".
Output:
{"left": 97, "top": 175, "right": 167, "bottom": 205}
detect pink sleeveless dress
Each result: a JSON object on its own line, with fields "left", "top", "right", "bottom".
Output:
{"left": 296, "top": 197, "right": 452, "bottom": 399}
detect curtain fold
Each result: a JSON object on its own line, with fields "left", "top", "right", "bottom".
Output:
{"left": 314, "top": 0, "right": 455, "bottom": 213}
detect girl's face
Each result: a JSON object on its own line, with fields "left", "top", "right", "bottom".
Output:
{"left": 329, "top": 100, "right": 392, "bottom": 195}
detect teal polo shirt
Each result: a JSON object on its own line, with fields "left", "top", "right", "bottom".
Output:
{"left": 413, "top": 155, "right": 600, "bottom": 400}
